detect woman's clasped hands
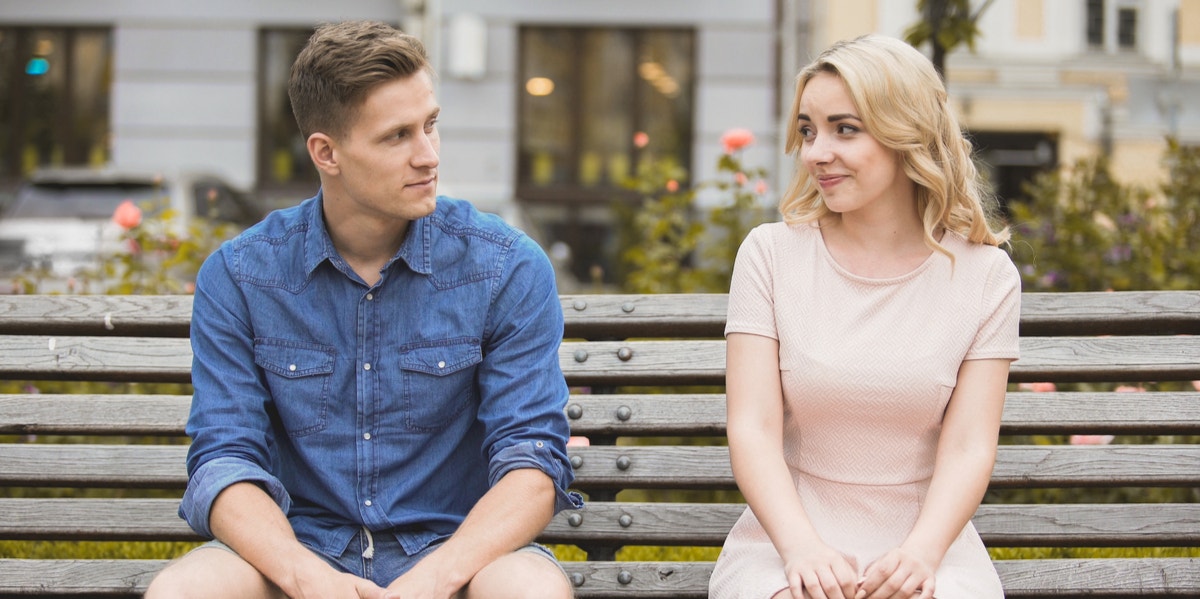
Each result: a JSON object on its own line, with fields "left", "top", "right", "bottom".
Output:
{"left": 783, "top": 545, "right": 936, "bottom": 599}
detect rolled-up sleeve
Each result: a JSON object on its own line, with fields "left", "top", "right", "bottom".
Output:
{"left": 179, "top": 457, "right": 292, "bottom": 538}
{"left": 477, "top": 234, "right": 583, "bottom": 513}
{"left": 179, "top": 245, "right": 292, "bottom": 536}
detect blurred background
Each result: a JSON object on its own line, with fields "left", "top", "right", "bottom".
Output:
{"left": 0, "top": 0, "right": 1198, "bottom": 293}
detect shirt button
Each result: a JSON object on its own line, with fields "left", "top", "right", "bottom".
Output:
{"left": 363, "top": 432, "right": 372, "bottom": 440}
{"left": 437, "top": 361, "right": 446, "bottom": 369}
{"left": 364, "top": 363, "right": 371, "bottom": 371}
{"left": 288, "top": 364, "right": 297, "bottom": 372}
{"left": 364, "top": 500, "right": 372, "bottom": 507}
{"left": 366, "top": 293, "right": 374, "bottom": 301}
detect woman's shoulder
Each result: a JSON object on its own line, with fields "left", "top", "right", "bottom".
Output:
{"left": 746, "top": 219, "right": 818, "bottom": 244}
{"left": 942, "top": 231, "right": 1020, "bottom": 282}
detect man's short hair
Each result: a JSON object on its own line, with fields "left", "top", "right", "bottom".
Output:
{"left": 288, "top": 21, "right": 430, "bottom": 140}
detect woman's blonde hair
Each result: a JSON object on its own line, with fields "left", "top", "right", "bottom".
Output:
{"left": 780, "top": 35, "right": 1009, "bottom": 252}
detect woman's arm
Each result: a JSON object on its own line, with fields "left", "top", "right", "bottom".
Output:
{"left": 726, "top": 332, "right": 859, "bottom": 599}
{"left": 858, "top": 357, "right": 1010, "bottom": 599}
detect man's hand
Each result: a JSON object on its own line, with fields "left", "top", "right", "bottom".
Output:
{"left": 382, "top": 559, "right": 459, "bottom": 599}
{"left": 289, "top": 566, "right": 390, "bottom": 599}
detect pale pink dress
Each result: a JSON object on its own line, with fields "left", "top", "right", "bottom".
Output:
{"left": 708, "top": 222, "right": 1020, "bottom": 599}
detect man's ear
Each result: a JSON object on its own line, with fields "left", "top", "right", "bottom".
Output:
{"left": 307, "top": 132, "right": 339, "bottom": 176}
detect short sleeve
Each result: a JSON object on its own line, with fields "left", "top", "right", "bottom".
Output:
{"left": 725, "top": 225, "right": 779, "bottom": 340}
{"left": 965, "top": 251, "right": 1022, "bottom": 361}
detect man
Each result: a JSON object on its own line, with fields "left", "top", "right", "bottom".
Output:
{"left": 145, "top": 21, "right": 580, "bottom": 599}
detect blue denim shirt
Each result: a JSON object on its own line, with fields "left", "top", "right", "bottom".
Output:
{"left": 180, "top": 193, "right": 582, "bottom": 558}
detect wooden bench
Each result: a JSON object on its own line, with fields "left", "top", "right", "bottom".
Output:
{"left": 1, "top": 291, "right": 1199, "bottom": 597}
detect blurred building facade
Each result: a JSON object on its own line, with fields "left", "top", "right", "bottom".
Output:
{"left": 1, "top": 0, "right": 1197, "bottom": 286}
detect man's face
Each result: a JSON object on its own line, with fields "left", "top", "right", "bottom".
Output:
{"left": 330, "top": 70, "right": 441, "bottom": 223}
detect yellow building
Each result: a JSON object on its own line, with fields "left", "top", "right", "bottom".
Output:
{"left": 809, "top": 0, "right": 1200, "bottom": 192}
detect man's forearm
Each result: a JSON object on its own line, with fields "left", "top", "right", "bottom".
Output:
{"left": 209, "top": 481, "right": 335, "bottom": 597}
{"left": 397, "top": 468, "right": 558, "bottom": 592}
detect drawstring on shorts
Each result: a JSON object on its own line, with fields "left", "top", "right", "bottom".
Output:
{"left": 362, "top": 526, "right": 375, "bottom": 560}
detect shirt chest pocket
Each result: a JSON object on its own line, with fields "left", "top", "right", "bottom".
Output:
{"left": 398, "top": 339, "right": 482, "bottom": 432}
{"left": 254, "top": 339, "right": 336, "bottom": 437}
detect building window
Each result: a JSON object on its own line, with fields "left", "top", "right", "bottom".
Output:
{"left": 0, "top": 27, "right": 112, "bottom": 188}
{"left": 1117, "top": 7, "right": 1138, "bottom": 49}
{"left": 517, "top": 26, "right": 695, "bottom": 204}
{"left": 1086, "top": 0, "right": 1105, "bottom": 47}
{"left": 516, "top": 26, "right": 694, "bottom": 287}
{"left": 1084, "top": 1, "right": 1141, "bottom": 52}
{"left": 257, "top": 28, "right": 318, "bottom": 200}
{"left": 971, "top": 131, "right": 1058, "bottom": 211}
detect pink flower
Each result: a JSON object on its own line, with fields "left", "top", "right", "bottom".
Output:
{"left": 666, "top": 179, "right": 679, "bottom": 193}
{"left": 567, "top": 436, "right": 590, "bottom": 447}
{"left": 735, "top": 172, "right": 748, "bottom": 186}
{"left": 112, "top": 200, "right": 142, "bottom": 229}
{"left": 1018, "top": 382, "right": 1057, "bottom": 393}
{"left": 185, "top": 282, "right": 196, "bottom": 294}
{"left": 1114, "top": 385, "right": 1145, "bottom": 393}
{"left": 1193, "top": 381, "right": 1200, "bottom": 392}
{"left": 633, "top": 131, "right": 649, "bottom": 148}
{"left": 1069, "top": 434, "right": 1115, "bottom": 445}
{"left": 721, "top": 128, "right": 755, "bottom": 154}
{"left": 754, "top": 180, "right": 768, "bottom": 195}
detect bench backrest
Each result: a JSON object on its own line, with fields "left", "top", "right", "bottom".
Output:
{"left": 1, "top": 291, "right": 1199, "bottom": 597}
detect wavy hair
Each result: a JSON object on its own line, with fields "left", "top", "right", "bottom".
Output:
{"left": 288, "top": 21, "right": 430, "bottom": 140}
{"left": 780, "top": 35, "right": 1008, "bottom": 255}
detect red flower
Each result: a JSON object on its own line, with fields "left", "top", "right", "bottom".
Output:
{"left": 666, "top": 179, "right": 679, "bottom": 193}
{"left": 112, "top": 200, "right": 142, "bottom": 230}
{"left": 1069, "top": 435, "right": 1114, "bottom": 445}
{"left": 633, "top": 131, "right": 650, "bottom": 148}
{"left": 721, "top": 128, "right": 755, "bottom": 154}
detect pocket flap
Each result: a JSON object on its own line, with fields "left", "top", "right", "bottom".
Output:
{"left": 254, "top": 339, "right": 336, "bottom": 378}
{"left": 399, "top": 340, "right": 482, "bottom": 376}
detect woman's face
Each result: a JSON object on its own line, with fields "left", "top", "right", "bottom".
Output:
{"left": 796, "top": 71, "right": 913, "bottom": 217}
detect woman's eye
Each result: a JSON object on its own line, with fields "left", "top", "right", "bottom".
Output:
{"left": 837, "top": 124, "right": 858, "bottom": 135}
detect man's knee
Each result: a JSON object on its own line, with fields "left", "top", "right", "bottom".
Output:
{"left": 144, "top": 546, "right": 281, "bottom": 599}
{"left": 465, "top": 549, "right": 572, "bottom": 599}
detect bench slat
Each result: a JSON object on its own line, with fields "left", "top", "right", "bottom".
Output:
{"left": 0, "top": 498, "right": 194, "bottom": 541}
{"left": 0, "top": 295, "right": 192, "bottom": 337}
{"left": 0, "top": 395, "right": 191, "bottom": 436}
{"left": 5, "top": 292, "right": 1199, "bottom": 339}
{"left": 560, "top": 294, "right": 728, "bottom": 339}
{"left": 1019, "top": 290, "right": 1200, "bottom": 336}
{"left": 0, "top": 558, "right": 1197, "bottom": 597}
{"left": 4, "top": 444, "right": 1200, "bottom": 489}
{"left": 996, "top": 558, "right": 1200, "bottom": 597}
{"left": 5, "top": 392, "right": 1199, "bottom": 437}
{"left": 0, "top": 336, "right": 192, "bottom": 383}
{"left": 564, "top": 392, "right": 1200, "bottom": 436}
{"left": 3, "top": 336, "right": 1198, "bottom": 385}
{"left": 7, "top": 498, "right": 1198, "bottom": 548}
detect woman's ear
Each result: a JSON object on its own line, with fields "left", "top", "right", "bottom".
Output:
{"left": 307, "top": 132, "right": 339, "bottom": 176}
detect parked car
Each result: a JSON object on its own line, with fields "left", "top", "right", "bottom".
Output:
{"left": 0, "top": 167, "right": 264, "bottom": 292}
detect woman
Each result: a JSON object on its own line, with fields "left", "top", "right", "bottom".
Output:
{"left": 708, "top": 35, "right": 1020, "bottom": 599}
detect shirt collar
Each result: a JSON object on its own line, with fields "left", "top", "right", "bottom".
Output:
{"left": 394, "top": 208, "right": 433, "bottom": 275}
{"left": 301, "top": 191, "right": 434, "bottom": 278}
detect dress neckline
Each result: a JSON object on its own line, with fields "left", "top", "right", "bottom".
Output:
{"left": 810, "top": 223, "right": 943, "bottom": 285}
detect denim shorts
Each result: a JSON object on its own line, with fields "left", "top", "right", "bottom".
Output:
{"left": 199, "top": 527, "right": 566, "bottom": 588}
